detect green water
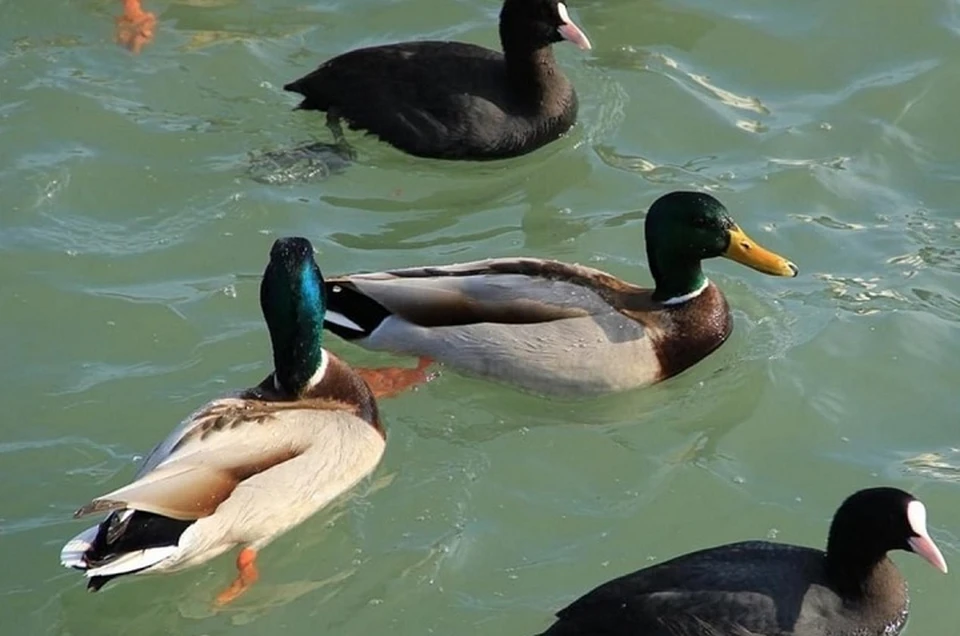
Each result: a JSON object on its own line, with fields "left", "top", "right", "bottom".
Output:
{"left": 2, "top": 0, "right": 960, "bottom": 633}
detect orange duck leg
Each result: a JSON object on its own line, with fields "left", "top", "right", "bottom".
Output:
{"left": 214, "top": 547, "right": 260, "bottom": 606}
{"left": 116, "top": 0, "right": 156, "bottom": 54}
{"left": 355, "top": 357, "right": 436, "bottom": 399}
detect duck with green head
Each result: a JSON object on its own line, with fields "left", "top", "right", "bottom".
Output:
{"left": 60, "top": 237, "right": 385, "bottom": 606}
{"left": 322, "top": 191, "right": 799, "bottom": 397}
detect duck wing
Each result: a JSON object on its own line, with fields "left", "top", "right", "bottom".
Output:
{"left": 72, "top": 397, "right": 348, "bottom": 521}
{"left": 324, "top": 257, "right": 650, "bottom": 338}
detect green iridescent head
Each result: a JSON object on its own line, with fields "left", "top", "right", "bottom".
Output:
{"left": 260, "top": 237, "right": 326, "bottom": 394}
{"left": 644, "top": 191, "right": 798, "bottom": 302}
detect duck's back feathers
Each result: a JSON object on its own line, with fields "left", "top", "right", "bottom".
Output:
{"left": 74, "top": 398, "right": 315, "bottom": 522}
{"left": 326, "top": 258, "right": 652, "bottom": 336}
{"left": 76, "top": 355, "right": 382, "bottom": 523}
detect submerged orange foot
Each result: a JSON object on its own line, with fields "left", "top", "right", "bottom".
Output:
{"left": 115, "top": 0, "right": 156, "bottom": 54}
{"left": 357, "top": 357, "right": 436, "bottom": 399}
{"left": 214, "top": 547, "right": 259, "bottom": 606}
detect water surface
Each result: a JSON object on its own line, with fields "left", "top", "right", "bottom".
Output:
{"left": 2, "top": 0, "right": 960, "bottom": 634}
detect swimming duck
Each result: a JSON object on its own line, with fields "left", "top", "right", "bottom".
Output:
{"left": 60, "top": 237, "right": 386, "bottom": 605}
{"left": 283, "top": 0, "right": 591, "bottom": 160}
{"left": 321, "top": 191, "right": 798, "bottom": 397}
{"left": 536, "top": 487, "right": 947, "bottom": 636}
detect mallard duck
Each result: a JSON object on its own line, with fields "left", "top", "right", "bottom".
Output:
{"left": 60, "top": 237, "right": 386, "bottom": 606}
{"left": 321, "top": 191, "right": 798, "bottom": 397}
{"left": 536, "top": 487, "right": 947, "bottom": 636}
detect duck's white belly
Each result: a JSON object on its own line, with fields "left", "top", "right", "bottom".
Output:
{"left": 361, "top": 313, "right": 661, "bottom": 396}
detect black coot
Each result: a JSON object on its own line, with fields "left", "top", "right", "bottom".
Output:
{"left": 537, "top": 488, "right": 947, "bottom": 636}
{"left": 283, "top": 0, "right": 591, "bottom": 161}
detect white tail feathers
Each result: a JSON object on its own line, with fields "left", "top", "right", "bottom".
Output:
{"left": 83, "top": 546, "right": 177, "bottom": 578}
{"left": 60, "top": 525, "right": 99, "bottom": 569}
{"left": 60, "top": 522, "right": 177, "bottom": 577}
{"left": 324, "top": 310, "right": 366, "bottom": 333}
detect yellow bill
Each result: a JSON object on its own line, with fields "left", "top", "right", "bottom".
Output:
{"left": 723, "top": 226, "right": 798, "bottom": 277}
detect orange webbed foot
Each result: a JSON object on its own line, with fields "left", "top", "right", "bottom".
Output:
{"left": 356, "top": 357, "right": 437, "bottom": 399}
{"left": 115, "top": 0, "right": 156, "bottom": 54}
{"left": 214, "top": 547, "right": 259, "bottom": 606}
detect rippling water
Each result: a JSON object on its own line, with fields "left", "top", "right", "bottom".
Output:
{"left": 2, "top": 0, "right": 960, "bottom": 633}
